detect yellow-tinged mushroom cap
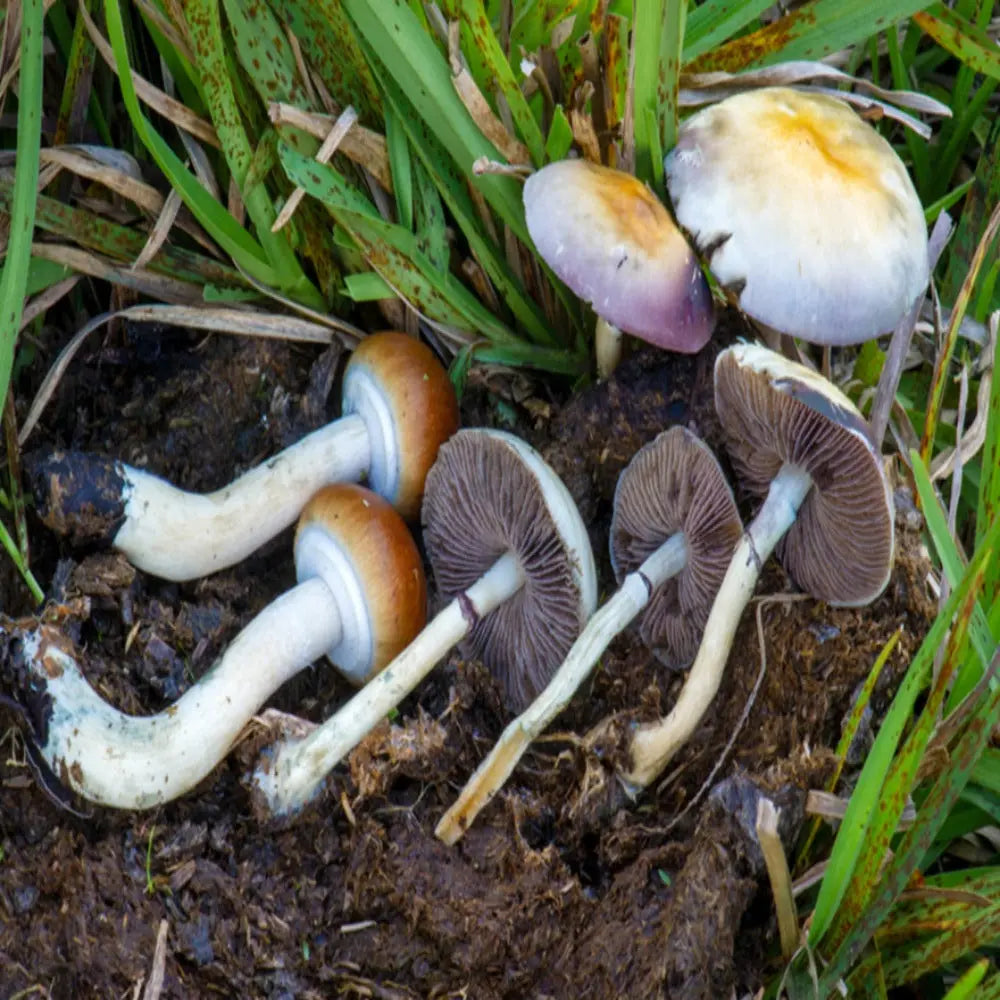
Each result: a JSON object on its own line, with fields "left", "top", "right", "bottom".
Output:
{"left": 524, "top": 159, "right": 714, "bottom": 353}
{"left": 666, "top": 88, "right": 929, "bottom": 345}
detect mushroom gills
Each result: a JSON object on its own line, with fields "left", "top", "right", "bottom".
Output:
{"left": 435, "top": 426, "right": 741, "bottom": 844}
{"left": 249, "top": 428, "right": 598, "bottom": 818}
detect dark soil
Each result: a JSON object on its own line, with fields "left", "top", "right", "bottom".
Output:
{"left": 0, "top": 315, "right": 936, "bottom": 998}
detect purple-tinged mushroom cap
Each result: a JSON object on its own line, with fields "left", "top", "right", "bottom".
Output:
{"left": 665, "top": 87, "right": 929, "bottom": 346}
{"left": 524, "top": 159, "right": 715, "bottom": 354}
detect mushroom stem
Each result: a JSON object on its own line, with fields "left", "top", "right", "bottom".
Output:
{"left": 594, "top": 318, "right": 624, "bottom": 379}
{"left": 625, "top": 463, "right": 814, "bottom": 788}
{"left": 252, "top": 550, "right": 527, "bottom": 815}
{"left": 435, "top": 532, "right": 689, "bottom": 843}
{"left": 113, "top": 416, "right": 370, "bottom": 580}
{"left": 18, "top": 578, "right": 343, "bottom": 809}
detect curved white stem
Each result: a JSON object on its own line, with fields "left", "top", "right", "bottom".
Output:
{"left": 435, "top": 533, "right": 688, "bottom": 844}
{"left": 23, "top": 577, "right": 342, "bottom": 809}
{"left": 252, "top": 551, "right": 526, "bottom": 816}
{"left": 114, "top": 415, "right": 370, "bottom": 580}
{"left": 625, "top": 463, "right": 814, "bottom": 788}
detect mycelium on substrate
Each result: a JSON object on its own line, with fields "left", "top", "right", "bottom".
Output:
{"left": 27, "top": 331, "right": 459, "bottom": 581}
{"left": 6, "top": 484, "right": 426, "bottom": 809}
{"left": 250, "top": 427, "right": 598, "bottom": 818}
{"left": 623, "top": 342, "right": 895, "bottom": 790}
{"left": 524, "top": 158, "right": 715, "bottom": 377}
{"left": 436, "top": 426, "right": 742, "bottom": 844}
{"left": 665, "top": 87, "right": 929, "bottom": 347}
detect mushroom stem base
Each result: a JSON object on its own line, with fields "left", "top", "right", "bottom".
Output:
{"left": 435, "top": 532, "right": 688, "bottom": 844}
{"left": 625, "top": 464, "right": 813, "bottom": 788}
{"left": 21, "top": 577, "right": 343, "bottom": 809}
{"left": 252, "top": 550, "right": 526, "bottom": 816}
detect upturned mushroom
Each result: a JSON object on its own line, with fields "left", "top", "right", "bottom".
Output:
{"left": 28, "top": 331, "right": 459, "bottom": 580}
{"left": 435, "top": 426, "right": 741, "bottom": 843}
{"left": 665, "top": 87, "right": 929, "bottom": 345}
{"left": 250, "top": 427, "right": 598, "bottom": 817}
{"left": 524, "top": 159, "right": 714, "bottom": 376}
{"left": 7, "top": 484, "right": 426, "bottom": 809}
{"left": 625, "top": 342, "right": 894, "bottom": 788}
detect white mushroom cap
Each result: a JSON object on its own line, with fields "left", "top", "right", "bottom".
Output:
{"left": 665, "top": 87, "right": 929, "bottom": 345}
{"left": 524, "top": 159, "right": 715, "bottom": 353}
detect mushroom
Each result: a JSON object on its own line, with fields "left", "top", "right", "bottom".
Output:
{"left": 8, "top": 483, "right": 426, "bottom": 809}
{"left": 28, "top": 331, "right": 459, "bottom": 581}
{"left": 624, "top": 342, "right": 894, "bottom": 788}
{"left": 665, "top": 87, "right": 929, "bottom": 345}
{"left": 524, "top": 159, "right": 715, "bottom": 376}
{"left": 249, "top": 427, "right": 598, "bottom": 817}
{"left": 435, "top": 426, "right": 742, "bottom": 844}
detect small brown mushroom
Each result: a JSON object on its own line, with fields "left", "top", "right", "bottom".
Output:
{"left": 28, "top": 331, "right": 459, "bottom": 580}
{"left": 625, "top": 343, "right": 894, "bottom": 789}
{"left": 250, "top": 428, "right": 598, "bottom": 817}
{"left": 435, "top": 427, "right": 741, "bottom": 844}
{"left": 11, "top": 484, "right": 426, "bottom": 809}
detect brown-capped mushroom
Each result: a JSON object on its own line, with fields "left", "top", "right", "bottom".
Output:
{"left": 625, "top": 342, "right": 894, "bottom": 788}
{"left": 250, "top": 428, "right": 598, "bottom": 817}
{"left": 28, "top": 332, "right": 459, "bottom": 580}
{"left": 524, "top": 159, "right": 715, "bottom": 375}
{"left": 665, "top": 87, "right": 929, "bottom": 345}
{"left": 435, "top": 427, "right": 741, "bottom": 844}
{"left": 9, "top": 484, "right": 426, "bottom": 809}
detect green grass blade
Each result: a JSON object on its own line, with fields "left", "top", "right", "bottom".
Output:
{"left": 186, "top": 0, "right": 323, "bottom": 307}
{"left": 266, "top": 0, "right": 382, "bottom": 120}
{"left": 458, "top": 0, "right": 545, "bottom": 166}
{"left": 914, "top": 4, "right": 1000, "bottom": 80}
{"left": 368, "top": 53, "right": 573, "bottom": 347}
{"left": 683, "top": 0, "right": 776, "bottom": 63}
{"left": 278, "top": 143, "right": 584, "bottom": 375}
{"left": 0, "top": 186, "right": 247, "bottom": 289}
{"left": 807, "top": 518, "right": 1000, "bottom": 945}
{"left": 412, "top": 155, "right": 449, "bottom": 275}
{"left": 340, "top": 0, "right": 529, "bottom": 241}
{"left": 942, "top": 960, "right": 991, "bottom": 1000}
{"left": 687, "top": 0, "right": 936, "bottom": 72}
{"left": 910, "top": 450, "right": 997, "bottom": 692}
{"left": 630, "top": 0, "right": 684, "bottom": 189}
{"left": 0, "top": 0, "right": 44, "bottom": 419}
{"left": 385, "top": 105, "right": 414, "bottom": 232}
{"left": 822, "top": 565, "right": 984, "bottom": 949}
{"left": 795, "top": 630, "right": 901, "bottom": 872}
{"left": 102, "top": 0, "right": 285, "bottom": 293}
{"left": 818, "top": 655, "right": 1000, "bottom": 992}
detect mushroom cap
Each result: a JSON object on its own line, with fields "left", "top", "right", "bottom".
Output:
{"left": 714, "top": 343, "right": 894, "bottom": 606}
{"left": 610, "top": 426, "right": 742, "bottom": 667}
{"left": 295, "top": 483, "right": 427, "bottom": 683}
{"left": 666, "top": 87, "right": 929, "bottom": 345}
{"left": 342, "top": 332, "right": 460, "bottom": 520}
{"left": 523, "top": 159, "right": 715, "bottom": 353}
{"left": 421, "top": 428, "right": 598, "bottom": 711}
